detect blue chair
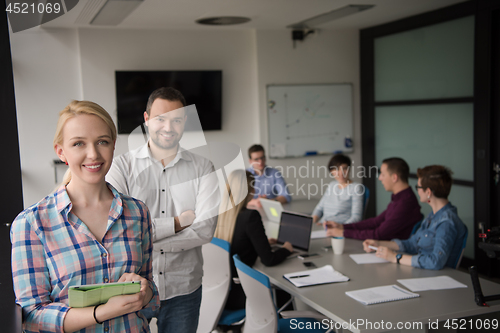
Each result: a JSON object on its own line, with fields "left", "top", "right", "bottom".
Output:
{"left": 454, "top": 227, "right": 469, "bottom": 269}
{"left": 411, "top": 218, "right": 423, "bottom": 236}
{"left": 218, "top": 308, "right": 246, "bottom": 327}
{"left": 233, "top": 254, "right": 329, "bottom": 333}
{"left": 197, "top": 238, "right": 245, "bottom": 333}
{"left": 362, "top": 186, "right": 370, "bottom": 218}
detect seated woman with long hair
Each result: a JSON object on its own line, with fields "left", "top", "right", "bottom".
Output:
{"left": 214, "top": 170, "right": 293, "bottom": 309}
{"left": 11, "top": 100, "right": 159, "bottom": 332}
{"left": 363, "top": 165, "right": 467, "bottom": 270}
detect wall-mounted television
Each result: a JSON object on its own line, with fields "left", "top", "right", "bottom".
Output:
{"left": 115, "top": 70, "right": 222, "bottom": 134}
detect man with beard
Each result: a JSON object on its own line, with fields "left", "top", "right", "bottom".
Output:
{"left": 106, "top": 87, "right": 220, "bottom": 333}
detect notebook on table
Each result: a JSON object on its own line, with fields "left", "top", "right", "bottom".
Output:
{"left": 345, "top": 285, "right": 419, "bottom": 305}
{"left": 272, "top": 211, "right": 313, "bottom": 255}
{"left": 397, "top": 276, "right": 467, "bottom": 292}
{"left": 283, "top": 265, "right": 349, "bottom": 287}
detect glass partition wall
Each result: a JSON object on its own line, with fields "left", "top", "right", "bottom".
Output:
{"left": 361, "top": 9, "right": 476, "bottom": 261}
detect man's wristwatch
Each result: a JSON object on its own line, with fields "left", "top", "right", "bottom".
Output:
{"left": 396, "top": 253, "right": 403, "bottom": 264}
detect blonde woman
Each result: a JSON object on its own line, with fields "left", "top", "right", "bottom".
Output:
{"left": 215, "top": 170, "right": 292, "bottom": 309}
{"left": 11, "top": 100, "right": 159, "bottom": 332}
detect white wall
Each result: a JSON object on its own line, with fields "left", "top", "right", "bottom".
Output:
{"left": 255, "top": 29, "right": 361, "bottom": 200}
{"left": 76, "top": 28, "right": 260, "bottom": 158}
{"left": 11, "top": 27, "right": 360, "bottom": 206}
{"left": 10, "top": 28, "right": 83, "bottom": 207}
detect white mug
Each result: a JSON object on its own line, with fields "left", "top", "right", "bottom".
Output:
{"left": 331, "top": 237, "right": 345, "bottom": 255}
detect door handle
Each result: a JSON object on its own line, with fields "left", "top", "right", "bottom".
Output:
{"left": 493, "top": 163, "right": 499, "bottom": 186}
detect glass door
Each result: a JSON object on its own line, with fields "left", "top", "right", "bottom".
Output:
{"left": 373, "top": 16, "right": 475, "bottom": 258}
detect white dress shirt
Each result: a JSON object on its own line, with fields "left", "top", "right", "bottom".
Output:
{"left": 106, "top": 143, "right": 220, "bottom": 300}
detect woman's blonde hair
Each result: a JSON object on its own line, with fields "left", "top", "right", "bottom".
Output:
{"left": 214, "top": 170, "right": 254, "bottom": 244}
{"left": 53, "top": 100, "right": 117, "bottom": 186}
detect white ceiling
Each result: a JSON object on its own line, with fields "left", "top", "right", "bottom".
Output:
{"left": 43, "top": 0, "right": 468, "bottom": 31}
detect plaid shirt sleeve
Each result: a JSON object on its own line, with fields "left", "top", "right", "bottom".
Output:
{"left": 11, "top": 209, "right": 70, "bottom": 333}
{"left": 136, "top": 200, "right": 160, "bottom": 310}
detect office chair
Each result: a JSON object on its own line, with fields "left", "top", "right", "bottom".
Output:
{"left": 233, "top": 255, "right": 329, "bottom": 333}
{"left": 410, "top": 218, "right": 423, "bottom": 236}
{"left": 470, "top": 227, "right": 500, "bottom": 306}
{"left": 454, "top": 227, "right": 468, "bottom": 269}
{"left": 362, "top": 187, "right": 370, "bottom": 219}
{"left": 197, "top": 238, "right": 244, "bottom": 333}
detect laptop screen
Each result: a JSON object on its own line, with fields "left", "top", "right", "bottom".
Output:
{"left": 277, "top": 211, "right": 313, "bottom": 251}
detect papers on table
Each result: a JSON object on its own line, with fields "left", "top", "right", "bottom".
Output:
{"left": 397, "top": 276, "right": 468, "bottom": 292}
{"left": 346, "top": 285, "right": 419, "bottom": 305}
{"left": 283, "top": 265, "right": 349, "bottom": 287}
{"left": 350, "top": 253, "right": 390, "bottom": 264}
{"left": 311, "top": 230, "right": 327, "bottom": 239}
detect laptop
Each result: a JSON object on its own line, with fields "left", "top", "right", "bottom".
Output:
{"left": 260, "top": 198, "right": 283, "bottom": 223}
{"left": 273, "top": 211, "right": 313, "bottom": 255}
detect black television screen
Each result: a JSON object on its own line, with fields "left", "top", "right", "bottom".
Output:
{"left": 115, "top": 70, "right": 222, "bottom": 134}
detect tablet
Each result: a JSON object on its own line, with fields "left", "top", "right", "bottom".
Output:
{"left": 260, "top": 198, "right": 283, "bottom": 223}
{"left": 69, "top": 281, "right": 141, "bottom": 308}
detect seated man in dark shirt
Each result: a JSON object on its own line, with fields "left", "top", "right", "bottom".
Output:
{"left": 326, "top": 157, "right": 422, "bottom": 240}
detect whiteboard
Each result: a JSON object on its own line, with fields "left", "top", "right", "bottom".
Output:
{"left": 267, "top": 84, "right": 353, "bottom": 158}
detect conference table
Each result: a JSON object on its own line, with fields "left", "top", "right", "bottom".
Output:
{"left": 254, "top": 200, "right": 500, "bottom": 333}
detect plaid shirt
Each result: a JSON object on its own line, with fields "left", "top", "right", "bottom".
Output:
{"left": 11, "top": 183, "right": 159, "bottom": 333}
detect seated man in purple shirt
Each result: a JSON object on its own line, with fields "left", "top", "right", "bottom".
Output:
{"left": 326, "top": 157, "right": 422, "bottom": 240}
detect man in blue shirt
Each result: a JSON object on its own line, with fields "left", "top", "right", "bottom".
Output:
{"left": 246, "top": 144, "right": 291, "bottom": 207}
